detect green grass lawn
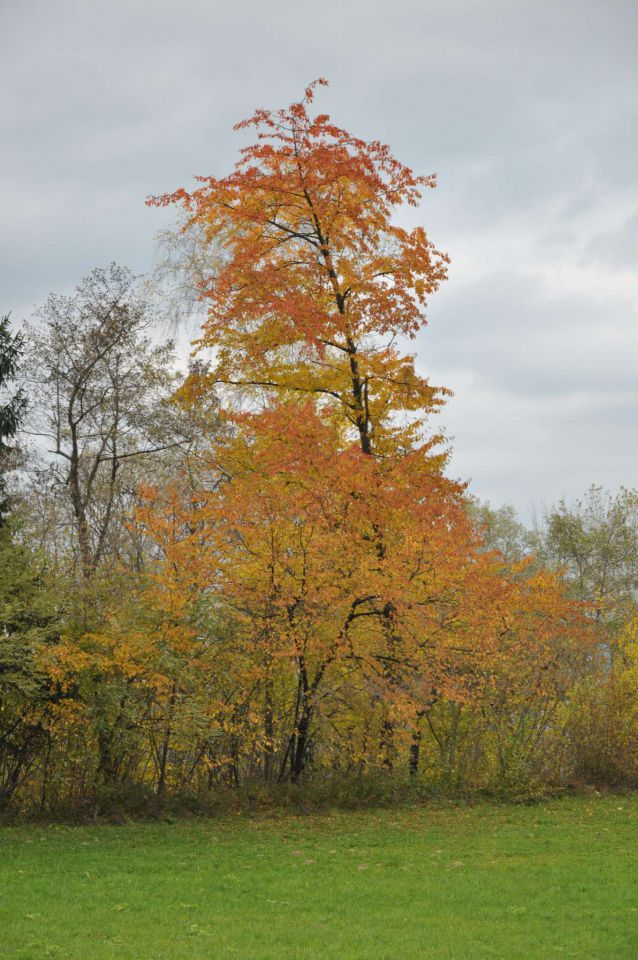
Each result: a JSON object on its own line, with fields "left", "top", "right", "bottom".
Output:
{"left": 1, "top": 795, "right": 637, "bottom": 959}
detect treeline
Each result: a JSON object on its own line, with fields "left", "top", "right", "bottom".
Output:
{"left": 2, "top": 85, "right": 638, "bottom": 817}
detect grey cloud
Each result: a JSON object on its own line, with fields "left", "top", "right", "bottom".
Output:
{"left": 421, "top": 270, "right": 638, "bottom": 396}
{"left": 584, "top": 213, "right": 638, "bottom": 268}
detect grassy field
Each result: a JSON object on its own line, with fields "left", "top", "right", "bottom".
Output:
{"left": 1, "top": 795, "right": 637, "bottom": 959}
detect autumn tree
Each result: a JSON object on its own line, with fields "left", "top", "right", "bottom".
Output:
{"left": 149, "top": 79, "right": 450, "bottom": 452}
{"left": 146, "top": 81, "right": 471, "bottom": 775}
{"left": 144, "top": 82, "right": 589, "bottom": 782}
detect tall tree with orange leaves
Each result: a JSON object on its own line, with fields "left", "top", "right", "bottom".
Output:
{"left": 145, "top": 81, "right": 589, "bottom": 781}
{"left": 149, "top": 78, "right": 449, "bottom": 456}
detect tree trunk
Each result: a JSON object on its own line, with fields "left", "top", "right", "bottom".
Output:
{"left": 263, "top": 680, "right": 274, "bottom": 782}
{"left": 290, "top": 706, "right": 311, "bottom": 781}
{"left": 409, "top": 726, "right": 422, "bottom": 778}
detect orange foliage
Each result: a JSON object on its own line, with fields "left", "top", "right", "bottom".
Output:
{"left": 148, "top": 78, "right": 449, "bottom": 457}
{"left": 139, "top": 82, "right": 590, "bottom": 779}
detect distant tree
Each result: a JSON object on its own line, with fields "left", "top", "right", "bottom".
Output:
{"left": 0, "top": 314, "right": 27, "bottom": 527}
{"left": 25, "top": 264, "right": 192, "bottom": 581}
{"left": 0, "top": 525, "right": 60, "bottom": 809}
{"left": 152, "top": 214, "right": 226, "bottom": 332}
{"left": 0, "top": 317, "right": 61, "bottom": 806}
{"left": 538, "top": 488, "right": 638, "bottom": 784}
{"left": 538, "top": 486, "right": 638, "bottom": 636}
{"left": 470, "top": 501, "right": 532, "bottom": 564}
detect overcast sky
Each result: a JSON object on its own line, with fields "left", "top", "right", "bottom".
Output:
{"left": 2, "top": 0, "right": 637, "bottom": 520}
